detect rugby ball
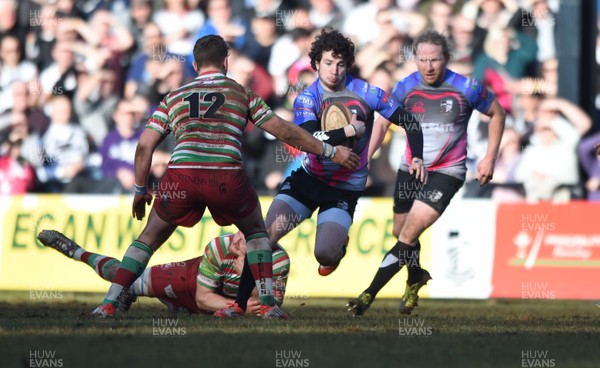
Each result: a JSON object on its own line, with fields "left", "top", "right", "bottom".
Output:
{"left": 321, "top": 102, "right": 356, "bottom": 148}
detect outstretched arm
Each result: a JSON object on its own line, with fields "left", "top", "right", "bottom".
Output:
{"left": 260, "top": 115, "right": 360, "bottom": 168}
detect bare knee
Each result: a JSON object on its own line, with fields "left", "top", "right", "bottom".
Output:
{"left": 137, "top": 211, "right": 177, "bottom": 251}
{"left": 313, "top": 232, "right": 347, "bottom": 266}
{"left": 392, "top": 226, "right": 401, "bottom": 239}
{"left": 264, "top": 199, "right": 304, "bottom": 245}
{"left": 235, "top": 205, "right": 267, "bottom": 239}
{"left": 265, "top": 219, "right": 287, "bottom": 245}
{"left": 398, "top": 222, "right": 426, "bottom": 245}
{"left": 314, "top": 246, "right": 338, "bottom": 266}
{"left": 138, "top": 224, "right": 178, "bottom": 250}
{"left": 137, "top": 231, "right": 167, "bottom": 251}
{"left": 398, "top": 234, "right": 418, "bottom": 245}
{"left": 397, "top": 203, "right": 439, "bottom": 244}
{"left": 393, "top": 214, "right": 407, "bottom": 240}
{"left": 314, "top": 220, "right": 349, "bottom": 266}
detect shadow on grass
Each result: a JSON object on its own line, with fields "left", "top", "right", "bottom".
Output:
{"left": 1, "top": 295, "right": 599, "bottom": 368}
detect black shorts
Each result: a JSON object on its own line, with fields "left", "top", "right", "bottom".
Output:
{"left": 278, "top": 168, "right": 362, "bottom": 217}
{"left": 393, "top": 169, "right": 463, "bottom": 215}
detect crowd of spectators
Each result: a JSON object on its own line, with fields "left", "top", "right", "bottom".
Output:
{"left": 0, "top": 0, "right": 598, "bottom": 203}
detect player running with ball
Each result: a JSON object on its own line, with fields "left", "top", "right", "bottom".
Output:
{"left": 348, "top": 30, "right": 505, "bottom": 316}
{"left": 90, "top": 34, "right": 359, "bottom": 319}
{"left": 215, "top": 28, "right": 426, "bottom": 318}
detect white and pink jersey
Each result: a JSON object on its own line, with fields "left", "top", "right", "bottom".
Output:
{"left": 392, "top": 69, "right": 495, "bottom": 181}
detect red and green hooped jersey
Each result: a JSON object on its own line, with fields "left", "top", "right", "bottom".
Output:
{"left": 196, "top": 234, "right": 290, "bottom": 305}
{"left": 146, "top": 72, "right": 275, "bottom": 169}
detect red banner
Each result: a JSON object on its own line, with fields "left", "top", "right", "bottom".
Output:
{"left": 492, "top": 201, "right": 600, "bottom": 300}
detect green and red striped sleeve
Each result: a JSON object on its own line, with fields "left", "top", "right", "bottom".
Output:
{"left": 272, "top": 245, "right": 290, "bottom": 306}
{"left": 196, "top": 236, "right": 227, "bottom": 290}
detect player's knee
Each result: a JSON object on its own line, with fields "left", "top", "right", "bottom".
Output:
{"left": 266, "top": 222, "right": 286, "bottom": 242}
{"left": 264, "top": 212, "right": 276, "bottom": 231}
{"left": 399, "top": 220, "right": 427, "bottom": 244}
{"left": 314, "top": 247, "right": 339, "bottom": 266}
{"left": 398, "top": 226, "right": 421, "bottom": 244}
{"left": 392, "top": 216, "right": 407, "bottom": 239}
{"left": 398, "top": 230, "right": 421, "bottom": 245}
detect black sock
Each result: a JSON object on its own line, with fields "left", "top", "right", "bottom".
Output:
{"left": 234, "top": 257, "right": 255, "bottom": 310}
{"left": 402, "top": 240, "right": 423, "bottom": 285}
{"left": 364, "top": 241, "right": 403, "bottom": 299}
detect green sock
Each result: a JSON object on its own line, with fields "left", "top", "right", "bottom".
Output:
{"left": 103, "top": 241, "right": 153, "bottom": 307}
{"left": 247, "top": 248, "right": 275, "bottom": 306}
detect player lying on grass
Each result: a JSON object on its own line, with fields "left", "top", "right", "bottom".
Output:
{"left": 215, "top": 28, "right": 424, "bottom": 318}
{"left": 92, "top": 34, "right": 358, "bottom": 319}
{"left": 37, "top": 230, "right": 289, "bottom": 315}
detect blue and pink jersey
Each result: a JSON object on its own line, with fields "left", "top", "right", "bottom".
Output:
{"left": 392, "top": 69, "right": 495, "bottom": 181}
{"left": 293, "top": 75, "right": 399, "bottom": 191}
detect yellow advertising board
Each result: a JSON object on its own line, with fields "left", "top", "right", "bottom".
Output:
{"left": 0, "top": 195, "right": 430, "bottom": 299}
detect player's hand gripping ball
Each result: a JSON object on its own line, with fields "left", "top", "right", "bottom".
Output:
{"left": 321, "top": 102, "right": 357, "bottom": 149}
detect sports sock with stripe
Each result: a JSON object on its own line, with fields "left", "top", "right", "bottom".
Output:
{"left": 79, "top": 251, "right": 121, "bottom": 282}
{"left": 364, "top": 240, "right": 421, "bottom": 299}
{"left": 64, "top": 247, "right": 121, "bottom": 282}
{"left": 401, "top": 241, "right": 423, "bottom": 285}
{"left": 102, "top": 240, "right": 153, "bottom": 307}
{"left": 245, "top": 234, "right": 275, "bottom": 307}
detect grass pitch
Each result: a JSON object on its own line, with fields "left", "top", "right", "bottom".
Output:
{"left": 1, "top": 292, "right": 599, "bottom": 368}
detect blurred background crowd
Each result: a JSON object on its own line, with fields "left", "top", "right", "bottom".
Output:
{"left": 0, "top": 0, "right": 598, "bottom": 203}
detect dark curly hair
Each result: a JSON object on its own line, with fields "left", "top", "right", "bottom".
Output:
{"left": 308, "top": 28, "right": 356, "bottom": 71}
